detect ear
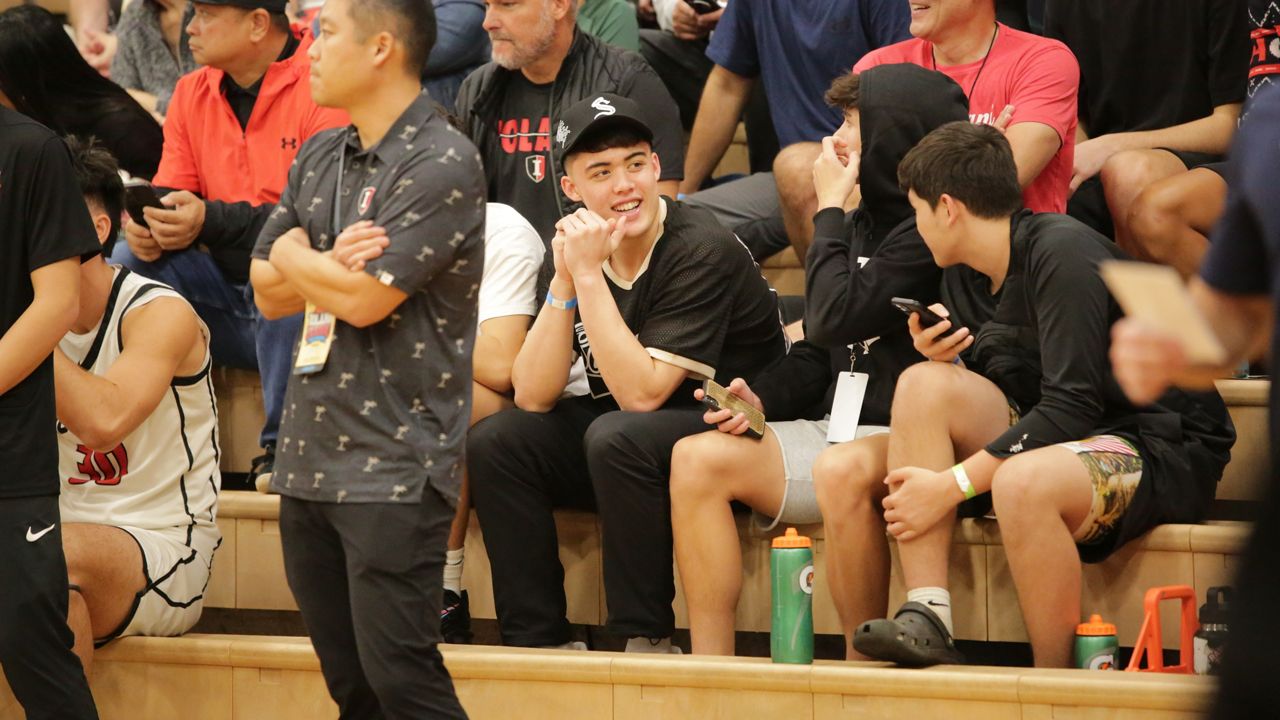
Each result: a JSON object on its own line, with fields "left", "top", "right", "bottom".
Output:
{"left": 249, "top": 9, "right": 272, "bottom": 42}
{"left": 560, "top": 172, "right": 582, "bottom": 203}
{"left": 649, "top": 150, "right": 661, "bottom": 179}
{"left": 92, "top": 211, "right": 112, "bottom": 245}
{"left": 370, "top": 30, "right": 395, "bottom": 69}
{"left": 550, "top": 0, "right": 575, "bottom": 21}
{"left": 939, "top": 193, "right": 961, "bottom": 227}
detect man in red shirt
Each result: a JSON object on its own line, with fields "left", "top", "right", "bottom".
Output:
{"left": 112, "top": 0, "right": 347, "bottom": 486}
{"left": 855, "top": 0, "right": 1078, "bottom": 214}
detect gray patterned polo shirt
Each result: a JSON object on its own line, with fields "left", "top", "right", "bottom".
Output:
{"left": 252, "top": 91, "right": 485, "bottom": 506}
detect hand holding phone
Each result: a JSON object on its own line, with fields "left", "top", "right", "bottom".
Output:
{"left": 892, "top": 298, "right": 973, "bottom": 363}
{"left": 687, "top": 0, "right": 723, "bottom": 14}
{"left": 697, "top": 378, "right": 766, "bottom": 439}
{"left": 124, "top": 178, "right": 165, "bottom": 230}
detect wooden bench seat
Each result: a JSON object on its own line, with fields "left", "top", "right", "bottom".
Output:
{"left": 0, "top": 634, "right": 1216, "bottom": 720}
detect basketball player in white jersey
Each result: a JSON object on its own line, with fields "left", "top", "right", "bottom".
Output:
{"left": 53, "top": 138, "right": 221, "bottom": 674}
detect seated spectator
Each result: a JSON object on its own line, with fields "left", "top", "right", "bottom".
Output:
{"left": 669, "top": 65, "right": 970, "bottom": 657}
{"left": 57, "top": 137, "right": 220, "bottom": 675}
{"left": 1044, "top": 0, "right": 1249, "bottom": 247}
{"left": 322, "top": 202, "right": 545, "bottom": 643}
{"left": 855, "top": 0, "right": 1079, "bottom": 215}
{"left": 0, "top": 5, "right": 163, "bottom": 179}
{"left": 681, "top": 0, "right": 909, "bottom": 262}
{"left": 422, "top": 0, "right": 489, "bottom": 113}
{"left": 1123, "top": 0, "right": 1276, "bottom": 279}
{"left": 851, "top": 122, "right": 1235, "bottom": 668}
{"left": 578, "top": 0, "right": 639, "bottom": 51}
{"left": 467, "top": 94, "right": 785, "bottom": 653}
{"left": 114, "top": 0, "right": 347, "bottom": 490}
{"left": 111, "top": 0, "right": 198, "bottom": 120}
{"left": 456, "top": 0, "right": 685, "bottom": 293}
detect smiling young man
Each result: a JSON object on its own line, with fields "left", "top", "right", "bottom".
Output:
{"left": 852, "top": 122, "right": 1234, "bottom": 668}
{"left": 249, "top": 0, "right": 482, "bottom": 716}
{"left": 467, "top": 93, "right": 785, "bottom": 653}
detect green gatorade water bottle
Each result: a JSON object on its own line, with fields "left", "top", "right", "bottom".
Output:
{"left": 1073, "top": 615, "right": 1119, "bottom": 670}
{"left": 771, "top": 528, "right": 814, "bottom": 664}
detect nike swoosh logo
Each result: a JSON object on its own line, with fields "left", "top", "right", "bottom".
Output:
{"left": 926, "top": 600, "right": 950, "bottom": 608}
{"left": 26, "top": 524, "right": 56, "bottom": 543}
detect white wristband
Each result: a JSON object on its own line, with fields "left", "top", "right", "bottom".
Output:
{"left": 952, "top": 464, "right": 977, "bottom": 500}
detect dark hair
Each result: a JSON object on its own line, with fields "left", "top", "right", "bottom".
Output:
{"left": 0, "top": 7, "right": 150, "bottom": 138}
{"left": 64, "top": 135, "right": 125, "bottom": 255}
{"left": 352, "top": 0, "right": 437, "bottom": 77}
{"left": 269, "top": 10, "right": 291, "bottom": 34}
{"left": 566, "top": 125, "right": 651, "bottom": 161}
{"left": 824, "top": 73, "right": 861, "bottom": 112}
{"left": 897, "top": 121, "right": 1023, "bottom": 219}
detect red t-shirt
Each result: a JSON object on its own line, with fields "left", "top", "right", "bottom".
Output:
{"left": 855, "top": 24, "right": 1079, "bottom": 214}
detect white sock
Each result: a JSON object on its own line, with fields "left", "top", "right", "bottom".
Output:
{"left": 443, "top": 548, "right": 464, "bottom": 594}
{"left": 625, "top": 636, "right": 681, "bottom": 654}
{"left": 907, "top": 587, "right": 954, "bottom": 636}
{"left": 540, "top": 640, "right": 588, "bottom": 651}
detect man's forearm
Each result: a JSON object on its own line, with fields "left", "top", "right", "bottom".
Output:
{"left": 268, "top": 239, "right": 389, "bottom": 326}
{"left": 575, "top": 270, "right": 681, "bottom": 411}
{"left": 1107, "top": 104, "right": 1241, "bottom": 156}
{"left": 473, "top": 331, "right": 517, "bottom": 394}
{"left": 54, "top": 350, "right": 133, "bottom": 451}
{"left": 511, "top": 301, "right": 576, "bottom": 412}
{"left": 681, "top": 68, "right": 754, "bottom": 194}
{"left": 250, "top": 259, "right": 306, "bottom": 319}
{"left": 0, "top": 261, "right": 79, "bottom": 396}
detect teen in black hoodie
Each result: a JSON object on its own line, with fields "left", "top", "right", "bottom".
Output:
{"left": 669, "top": 64, "right": 969, "bottom": 658}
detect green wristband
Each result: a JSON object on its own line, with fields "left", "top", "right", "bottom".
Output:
{"left": 953, "top": 464, "right": 977, "bottom": 500}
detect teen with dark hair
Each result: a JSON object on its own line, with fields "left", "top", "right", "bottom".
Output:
{"left": 850, "top": 122, "right": 1235, "bottom": 668}
{"left": 670, "top": 64, "right": 970, "bottom": 658}
{"left": 0, "top": 5, "right": 162, "bottom": 179}
{"left": 0, "top": 105, "right": 101, "bottom": 720}
{"left": 58, "top": 136, "right": 220, "bottom": 679}
{"left": 251, "top": 0, "right": 478, "bottom": 714}
{"left": 468, "top": 93, "right": 785, "bottom": 654}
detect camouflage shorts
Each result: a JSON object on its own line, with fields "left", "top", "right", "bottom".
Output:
{"left": 1056, "top": 435, "right": 1144, "bottom": 546}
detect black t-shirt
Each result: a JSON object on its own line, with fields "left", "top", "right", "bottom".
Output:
{"left": 572, "top": 199, "right": 786, "bottom": 406}
{"left": 1045, "top": 0, "right": 1250, "bottom": 135}
{"left": 489, "top": 74, "right": 559, "bottom": 247}
{"left": 1247, "top": 0, "right": 1280, "bottom": 104}
{"left": 0, "top": 108, "right": 102, "bottom": 498}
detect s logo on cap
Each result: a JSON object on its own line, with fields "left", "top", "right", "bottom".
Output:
{"left": 591, "top": 97, "right": 616, "bottom": 118}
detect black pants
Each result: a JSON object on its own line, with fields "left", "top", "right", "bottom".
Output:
{"left": 0, "top": 495, "right": 97, "bottom": 720}
{"left": 468, "top": 397, "right": 708, "bottom": 646}
{"left": 280, "top": 492, "right": 466, "bottom": 720}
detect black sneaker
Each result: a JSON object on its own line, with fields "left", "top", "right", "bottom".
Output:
{"left": 251, "top": 444, "right": 276, "bottom": 494}
{"left": 441, "top": 589, "right": 473, "bottom": 644}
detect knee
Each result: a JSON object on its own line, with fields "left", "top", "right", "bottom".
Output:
{"left": 669, "top": 433, "right": 732, "bottom": 504}
{"left": 1100, "top": 150, "right": 1170, "bottom": 200}
{"left": 582, "top": 411, "right": 638, "bottom": 470}
{"left": 772, "top": 142, "right": 821, "bottom": 203}
{"left": 989, "top": 454, "right": 1054, "bottom": 517}
{"left": 812, "top": 443, "right": 885, "bottom": 516}
{"left": 891, "top": 362, "right": 961, "bottom": 416}
{"left": 1127, "top": 180, "right": 1187, "bottom": 261}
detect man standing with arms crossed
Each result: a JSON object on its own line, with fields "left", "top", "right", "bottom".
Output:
{"left": 251, "top": 0, "right": 482, "bottom": 716}
{"left": 0, "top": 109, "right": 100, "bottom": 717}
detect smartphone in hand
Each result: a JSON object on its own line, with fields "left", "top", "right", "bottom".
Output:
{"left": 688, "top": 0, "right": 723, "bottom": 13}
{"left": 701, "top": 379, "right": 766, "bottom": 439}
{"left": 891, "top": 297, "right": 948, "bottom": 329}
{"left": 124, "top": 178, "right": 165, "bottom": 230}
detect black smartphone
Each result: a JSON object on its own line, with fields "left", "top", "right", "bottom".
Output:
{"left": 890, "top": 297, "right": 948, "bottom": 329}
{"left": 701, "top": 379, "right": 765, "bottom": 440}
{"left": 688, "top": 0, "right": 723, "bottom": 14}
{"left": 124, "top": 179, "right": 165, "bottom": 229}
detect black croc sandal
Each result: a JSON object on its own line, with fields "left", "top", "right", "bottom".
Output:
{"left": 852, "top": 601, "right": 965, "bottom": 667}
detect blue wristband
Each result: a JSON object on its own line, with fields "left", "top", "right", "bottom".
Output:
{"left": 545, "top": 291, "right": 577, "bottom": 311}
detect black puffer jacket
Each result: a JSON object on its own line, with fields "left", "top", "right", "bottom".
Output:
{"left": 755, "top": 64, "right": 970, "bottom": 424}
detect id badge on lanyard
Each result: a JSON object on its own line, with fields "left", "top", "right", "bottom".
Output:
{"left": 826, "top": 342, "right": 871, "bottom": 444}
{"left": 293, "top": 146, "right": 348, "bottom": 375}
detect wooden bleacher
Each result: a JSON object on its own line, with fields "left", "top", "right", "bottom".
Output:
{"left": 0, "top": 635, "right": 1218, "bottom": 719}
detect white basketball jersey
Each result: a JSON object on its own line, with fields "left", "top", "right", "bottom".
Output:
{"left": 57, "top": 268, "right": 221, "bottom": 558}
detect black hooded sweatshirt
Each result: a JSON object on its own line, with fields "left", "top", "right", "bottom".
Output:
{"left": 753, "top": 64, "right": 969, "bottom": 424}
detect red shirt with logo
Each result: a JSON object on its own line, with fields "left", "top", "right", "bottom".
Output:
{"left": 154, "top": 29, "right": 348, "bottom": 205}
{"left": 855, "top": 24, "right": 1079, "bottom": 214}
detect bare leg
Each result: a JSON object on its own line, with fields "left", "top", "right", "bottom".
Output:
{"left": 448, "top": 382, "right": 514, "bottom": 551}
{"left": 774, "top": 142, "right": 822, "bottom": 263}
{"left": 670, "top": 428, "right": 786, "bottom": 655}
{"left": 62, "top": 523, "right": 147, "bottom": 675}
{"left": 1126, "top": 167, "right": 1228, "bottom": 279}
{"left": 1100, "top": 149, "right": 1190, "bottom": 255}
{"left": 990, "top": 447, "right": 1093, "bottom": 667}
{"left": 886, "top": 363, "right": 1014, "bottom": 591}
{"left": 812, "top": 434, "right": 891, "bottom": 660}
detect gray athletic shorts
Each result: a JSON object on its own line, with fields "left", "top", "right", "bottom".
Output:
{"left": 754, "top": 418, "right": 890, "bottom": 531}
